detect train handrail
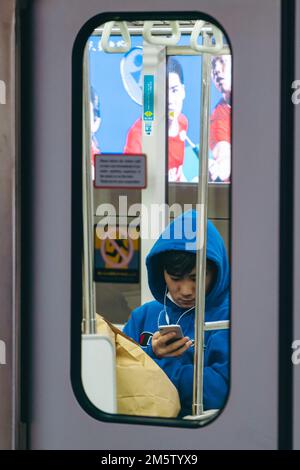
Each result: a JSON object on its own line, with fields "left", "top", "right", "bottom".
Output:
{"left": 190, "top": 20, "right": 224, "bottom": 54}
{"left": 100, "top": 21, "right": 131, "bottom": 53}
{"left": 143, "top": 20, "right": 181, "bottom": 46}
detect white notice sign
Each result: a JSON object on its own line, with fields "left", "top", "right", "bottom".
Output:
{"left": 94, "top": 154, "right": 147, "bottom": 189}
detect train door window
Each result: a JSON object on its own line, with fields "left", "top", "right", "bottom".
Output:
{"left": 74, "top": 16, "right": 231, "bottom": 425}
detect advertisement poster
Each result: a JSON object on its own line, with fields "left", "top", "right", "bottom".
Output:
{"left": 89, "top": 34, "right": 231, "bottom": 183}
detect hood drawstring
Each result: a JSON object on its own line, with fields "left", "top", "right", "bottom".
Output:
{"left": 157, "top": 285, "right": 195, "bottom": 330}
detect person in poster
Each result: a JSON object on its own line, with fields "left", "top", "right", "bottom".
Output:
{"left": 209, "top": 55, "right": 232, "bottom": 183}
{"left": 90, "top": 85, "right": 101, "bottom": 178}
{"left": 123, "top": 57, "right": 189, "bottom": 182}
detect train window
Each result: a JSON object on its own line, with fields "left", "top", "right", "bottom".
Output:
{"left": 77, "top": 17, "right": 231, "bottom": 425}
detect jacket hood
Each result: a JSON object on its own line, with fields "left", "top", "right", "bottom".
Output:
{"left": 146, "top": 210, "right": 230, "bottom": 313}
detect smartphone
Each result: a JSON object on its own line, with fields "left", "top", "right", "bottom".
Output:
{"left": 159, "top": 324, "right": 184, "bottom": 345}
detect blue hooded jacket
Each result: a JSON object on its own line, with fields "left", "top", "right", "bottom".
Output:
{"left": 123, "top": 210, "right": 230, "bottom": 416}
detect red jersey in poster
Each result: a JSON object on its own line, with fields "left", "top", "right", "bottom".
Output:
{"left": 123, "top": 114, "right": 188, "bottom": 182}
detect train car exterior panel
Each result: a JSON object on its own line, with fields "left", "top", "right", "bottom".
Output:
{"left": 27, "top": 0, "right": 281, "bottom": 449}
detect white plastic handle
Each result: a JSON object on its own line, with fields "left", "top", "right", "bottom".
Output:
{"left": 143, "top": 21, "right": 181, "bottom": 46}
{"left": 190, "top": 20, "right": 224, "bottom": 54}
{"left": 100, "top": 21, "right": 131, "bottom": 53}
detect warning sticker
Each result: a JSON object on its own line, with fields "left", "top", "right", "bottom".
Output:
{"left": 94, "top": 225, "right": 140, "bottom": 283}
{"left": 94, "top": 154, "right": 146, "bottom": 189}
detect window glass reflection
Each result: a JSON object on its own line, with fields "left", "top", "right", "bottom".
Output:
{"left": 81, "top": 19, "right": 231, "bottom": 423}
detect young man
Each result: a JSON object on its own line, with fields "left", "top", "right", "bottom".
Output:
{"left": 123, "top": 57, "right": 188, "bottom": 182}
{"left": 123, "top": 210, "right": 229, "bottom": 417}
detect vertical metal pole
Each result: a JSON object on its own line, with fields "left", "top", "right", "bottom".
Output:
{"left": 140, "top": 42, "right": 167, "bottom": 304}
{"left": 82, "top": 46, "right": 96, "bottom": 334}
{"left": 192, "top": 32, "right": 211, "bottom": 416}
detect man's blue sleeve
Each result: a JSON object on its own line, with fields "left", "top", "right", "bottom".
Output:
{"left": 163, "top": 331, "right": 229, "bottom": 415}
{"left": 123, "top": 307, "right": 157, "bottom": 359}
{"left": 123, "top": 308, "right": 141, "bottom": 343}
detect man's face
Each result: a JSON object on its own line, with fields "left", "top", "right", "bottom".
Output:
{"left": 211, "top": 56, "right": 232, "bottom": 97}
{"left": 168, "top": 72, "right": 185, "bottom": 121}
{"left": 164, "top": 263, "right": 216, "bottom": 309}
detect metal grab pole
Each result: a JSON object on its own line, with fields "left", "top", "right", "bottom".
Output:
{"left": 82, "top": 46, "right": 96, "bottom": 334}
{"left": 140, "top": 41, "right": 167, "bottom": 304}
{"left": 192, "top": 32, "right": 212, "bottom": 416}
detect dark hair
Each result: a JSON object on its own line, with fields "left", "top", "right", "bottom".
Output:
{"left": 160, "top": 250, "right": 195, "bottom": 277}
{"left": 211, "top": 56, "right": 224, "bottom": 70}
{"left": 160, "top": 251, "right": 217, "bottom": 283}
{"left": 167, "top": 57, "right": 184, "bottom": 84}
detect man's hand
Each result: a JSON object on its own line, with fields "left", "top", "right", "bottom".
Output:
{"left": 152, "top": 331, "right": 192, "bottom": 358}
